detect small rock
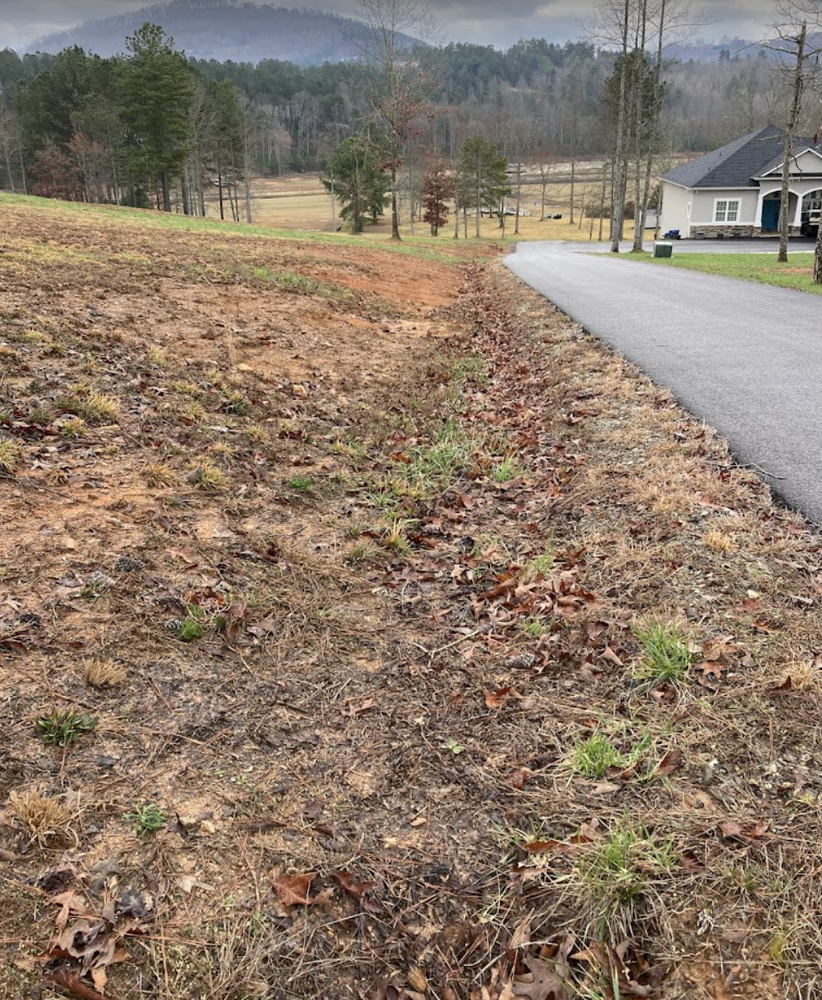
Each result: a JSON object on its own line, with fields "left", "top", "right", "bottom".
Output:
{"left": 291, "top": 384, "right": 309, "bottom": 399}
{"left": 199, "top": 820, "right": 217, "bottom": 835}
{"left": 178, "top": 815, "right": 199, "bottom": 829}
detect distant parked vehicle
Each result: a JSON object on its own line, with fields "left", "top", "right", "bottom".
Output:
{"left": 800, "top": 209, "right": 821, "bottom": 238}
{"left": 663, "top": 229, "right": 681, "bottom": 240}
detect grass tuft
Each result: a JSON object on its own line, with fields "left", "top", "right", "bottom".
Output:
{"left": 0, "top": 437, "right": 21, "bottom": 474}
{"left": 143, "top": 462, "right": 176, "bottom": 487}
{"left": 632, "top": 619, "right": 692, "bottom": 687}
{"left": 568, "top": 733, "right": 627, "bottom": 779}
{"left": 189, "top": 461, "right": 228, "bottom": 492}
{"left": 573, "top": 817, "right": 677, "bottom": 939}
{"left": 84, "top": 657, "right": 127, "bottom": 688}
{"left": 8, "top": 786, "right": 73, "bottom": 844}
{"left": 59, "top": 390, "right": 120, "bottom": 425}
{"left": 490, "top": 455, "right": 526, "bottom": 483}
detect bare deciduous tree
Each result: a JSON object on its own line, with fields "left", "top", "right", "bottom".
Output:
{"left": 354, "top": 0, "right": 437, "bottom": 241}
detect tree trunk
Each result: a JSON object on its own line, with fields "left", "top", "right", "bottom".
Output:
{"left": 19, "top": 146, "right": 28, "bottom": 194}
{"left": 390, "top": 162, "right": 401, "bottom": 240}
{"left": 779, "top": 20, "right": 807, "bottom": 264}
{"left": 540, "top": 168, "right": 548, "bottom": 221}
{"left": 598, "top": 161, "right": 608, "bottom": 241}
{"left": 218, "top": 163, "right": 225, "bottom": 221}
{"left": 3, "top": 142, "right": 15, "bottom": 193}
{"left": 181, "top": 170, "right": 191, "bottom": 216}
{"left": 569, "top": 155, "right": 576, "bottom": 224}
{"left": 814, "top": 216, "right": 822, "bottom": 282}
{"left": 638, "top": 0, "right": 666, "bottom": 250}
{"left": 161, "top": 172, "right": 171, "bottom": 213}
{"left": 610, "top": 0, "right": 631, "bottom": 254}
{"left": 514, "top": 160, "right": 522, "bottom": 235}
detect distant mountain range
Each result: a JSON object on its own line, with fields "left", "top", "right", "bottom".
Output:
{"left": 25, "top": 0, "right": 420, "bottom": 66}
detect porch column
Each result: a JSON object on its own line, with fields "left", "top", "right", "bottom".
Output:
{"left": 793, "top": 191, "right": 804, "bottom": 227}
{"left": 754, "top": 188, "right": 765, "bottom": 229}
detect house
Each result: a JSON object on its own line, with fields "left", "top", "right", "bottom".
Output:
{"left": 659, "top": 124, "right": 822, "bottom": 238}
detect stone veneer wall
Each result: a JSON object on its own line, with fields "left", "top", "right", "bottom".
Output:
{"left": 691, "top": 225, "right": 801, "bottom": 239}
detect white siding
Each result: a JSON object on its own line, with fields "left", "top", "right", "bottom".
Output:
{"left": 659, "top": 182, "right": 692, "bottom": 237}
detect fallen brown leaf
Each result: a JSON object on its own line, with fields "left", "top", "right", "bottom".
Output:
{"left": 334, "top": 870, "right": 375, "bottom": 901}
{"left": 512, "top": 954, "right": 568, "bottom": 999}
{"left": 274, "top": 871, "right": 315, "bottom": 906}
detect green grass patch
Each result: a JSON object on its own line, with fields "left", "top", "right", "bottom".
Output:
{"left": 621, "top": 249, "right": 822, "bottom": 295}
{"left": 574, "top": 817, "right": 677, "bottom": 932}
{"left": 632, "top": 620, "right": 692, "bottom": 688}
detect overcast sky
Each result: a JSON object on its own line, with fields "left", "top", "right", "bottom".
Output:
{"left": 0, "top": 0, "right": 778, "bottom": 52}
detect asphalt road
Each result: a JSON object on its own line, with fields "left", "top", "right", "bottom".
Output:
{"left": 505, "top": 240, "right": 822, "bottom": 524}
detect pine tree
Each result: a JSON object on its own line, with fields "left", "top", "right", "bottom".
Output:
{"left": 421, "top": 161, "right": 454, "bottom": 236}
{"left": 457, "top": 135, "right": 510, "bottom": 237}
{"left": 121, "top": 23, "right": 194, "bottom": 212}
{"left": 321, "top": 135, "right": 389, "bottom": 234}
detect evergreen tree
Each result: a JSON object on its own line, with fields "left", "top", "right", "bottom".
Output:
{"left": 421, "top": 160, "right": 454, "bottom": 236}
{"left": 457, "top": 135, "right": 510, "bottom": 237}
{"left": 121, "top": 23, "right": 194, "bottom": 212}
{"left": 321, "top": 135, "right": 389, "bottom": 233}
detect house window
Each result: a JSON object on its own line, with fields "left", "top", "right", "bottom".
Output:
{"left": 714, "top": 198, "right": 740, "bottom": 223}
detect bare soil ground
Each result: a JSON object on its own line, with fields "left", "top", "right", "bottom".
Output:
{"left": 2, "top": 197, "right": 822, "bottom": 1000}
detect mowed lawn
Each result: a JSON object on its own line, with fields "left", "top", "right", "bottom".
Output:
{"left": 628, "top": 248, "right": 822, "bottom": 295}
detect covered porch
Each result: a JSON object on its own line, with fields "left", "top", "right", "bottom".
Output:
{"left": 756, "top": 184, "right": 822, "bottom": 234}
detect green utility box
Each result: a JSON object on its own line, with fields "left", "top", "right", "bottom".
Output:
{"left": 653, "top": 241, "right": 673, "bottom": 258}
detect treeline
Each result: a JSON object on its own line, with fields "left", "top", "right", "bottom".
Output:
{"left": 0, "top": 12, "right": 806, "bottom": 232}
{"left": 0, "top": 32, "right": 800, "bottom": 194}
{"left": 0, "top": 28, "right": 261, "bottom": 217}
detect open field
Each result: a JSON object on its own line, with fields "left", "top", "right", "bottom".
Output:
{"left": 247, "top": 171, "right": 638, "bottom": 244}
{"left": 2, "top": 195, "right": 822, "bottom": 1000}
{"left": 622, "top": 249, "right": 822, "bottom": 295}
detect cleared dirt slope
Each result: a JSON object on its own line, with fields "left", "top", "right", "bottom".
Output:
{"left": 1, "top": 198, "right": 821, "bottom": 1000}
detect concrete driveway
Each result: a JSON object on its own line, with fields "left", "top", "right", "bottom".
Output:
{"left": 504, "top": 240, "right": 822, "bottom": 524}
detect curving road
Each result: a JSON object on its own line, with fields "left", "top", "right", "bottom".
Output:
{"left": 505, "top": 240, "right": 822, "bottom": 524}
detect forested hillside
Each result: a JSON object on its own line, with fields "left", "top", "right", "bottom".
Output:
{"left": 0, "top": 7, "right": 814, "bottom": 235}
{"left": 25, "top": 0, "right": 416, "bottom": 66}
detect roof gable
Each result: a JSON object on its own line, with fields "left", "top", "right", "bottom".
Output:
{"left": 757, "top": 144, "right": 822, "bottom": 177}
{"left": 660, "top": 125, "right": 817, "bottom": 189}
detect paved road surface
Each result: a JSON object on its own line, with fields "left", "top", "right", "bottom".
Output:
{"left": 505, "top": 241, "right": 822, "bottom": 524}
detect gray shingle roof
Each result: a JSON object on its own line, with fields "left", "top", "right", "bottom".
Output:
{"left": 660, "top": 124, "right": 816, "bottom": 189}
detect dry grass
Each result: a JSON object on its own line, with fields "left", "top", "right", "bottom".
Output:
{"left": 2, "top": 194, "right": 821, "bottom": 1000}
{"left": 143, "top": 462, "right": 176, "bottom": 487}
{"left": 84, "top": 657, "right": 127, "bottom": 688}
{"left": 703, "top": 527, "right": 737, "bottom": 553}
{"left": 0, "top": 437, "right": 20, "bottom": 473}
{"left": 7, "top": 787, "right": 73, "bottom": 845}
{"left": 248, "top": 168, "right": 638, "bottom": 244}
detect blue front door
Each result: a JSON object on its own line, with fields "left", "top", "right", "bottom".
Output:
{"left": 762, "top": 198, "right": 780, "bottom": 231}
